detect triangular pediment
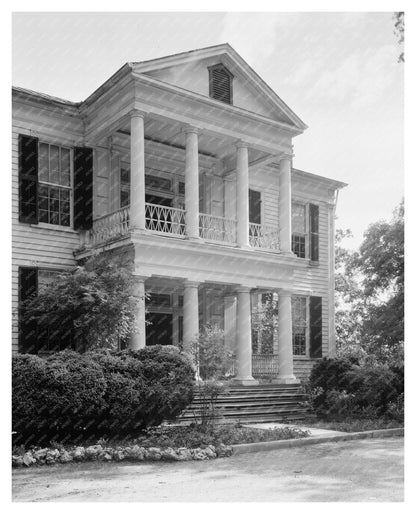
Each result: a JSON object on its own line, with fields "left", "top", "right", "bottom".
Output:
{"left": 130, "top": 44, "right": 307, "bottom": 132}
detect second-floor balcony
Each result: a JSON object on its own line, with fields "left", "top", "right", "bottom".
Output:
{"left": 83, "top": 204, "right": 280, "bottom": 252}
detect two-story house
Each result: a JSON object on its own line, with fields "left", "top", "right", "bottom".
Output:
{"left": 12, "top": 44, "right": 346, "bottom": 384}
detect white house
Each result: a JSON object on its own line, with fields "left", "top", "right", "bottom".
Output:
{"left": 12, "top": 44, "right": 346, "bottom": 385}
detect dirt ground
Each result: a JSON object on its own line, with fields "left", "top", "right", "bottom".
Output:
{"left": 12, "top": 437, "right": 404, "bottom": 502}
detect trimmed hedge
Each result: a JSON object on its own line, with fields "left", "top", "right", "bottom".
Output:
{"left": 12, "top": 346, "right": 194, "bottom": 445}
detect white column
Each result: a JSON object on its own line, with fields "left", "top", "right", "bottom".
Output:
{"left": 224, "top": 295, "right": 237, "bottom": 355}
{"left": 235, "top": 286, "right": 258, "bottom": 384}
{"left": 130, "top": 276, "right": 146, "bottom": 350}
{"left": 184, "top": 127, "right": 200, "bottom": 240}
{"left": 130, "top": 110, "right": 146, "bottom": 231}
{"left": 279, "top": 156, "right": 292, "bottom": 254}
{"left": 277, "top": 290, "right": 298, "bottom": 383}
{"left": 236, "top": 142, "right": 250, "bottom": 248}
{"left": 183, "top": 281, "right": 200, "bottom": 348}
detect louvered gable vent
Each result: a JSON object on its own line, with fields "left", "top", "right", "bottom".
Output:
{"left": 208, "top": 64, "right": 233, "bottom": 104}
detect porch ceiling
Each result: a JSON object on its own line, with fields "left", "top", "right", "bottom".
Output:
{"left": 116, "top": 116, "right": 269, "bottom": 165}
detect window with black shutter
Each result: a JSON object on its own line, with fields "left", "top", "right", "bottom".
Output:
{"left": 73, "top": 147, "right": 93, "bottom": 230}
{"left": 309, "top": 296, "right": 322, "bottom": 358}
{"left": 19, "top": 135, "right": 39, "bottom": 224}
{"left": 309, "top": 204, "right": 319, "bottom": 262}
{"left": 208, "top": 64, "right": 233, "bottom": 104}
{"left": 18, "top": 267, "right": 38, "bottom": 353}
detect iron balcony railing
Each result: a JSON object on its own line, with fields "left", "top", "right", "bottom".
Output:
{"left": 83, "top": 206, "right": 280, "bottom": 251}
{"left": 249, "top": 222, "right": 280, "bottom": 251}
{"left": 145, "top": 203, "right": 186, "bottom": 236}
{"left": 199, "top": 213, "right": 237, "bottom": 244}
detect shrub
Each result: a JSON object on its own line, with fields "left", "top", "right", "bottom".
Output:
{"left": 12, "top": 346, "right": 195, "bottom": 445}
{"left": 307, "top": 356, "right": 404, "bottom": 420}
{"left": 12, "top": 351, "right": 107, "bottom": 446}
{"left": 345, "top": 364, "right": 403, "bottom": 415}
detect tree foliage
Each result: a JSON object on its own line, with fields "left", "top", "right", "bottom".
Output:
{"left": 335, "top": 201, "right": 404, "bottom": 362}
{"left": 393, "top": 12, "right": 404, "bottom": 63}
{"left": 23, "top": 253, "right": 141, "bottom": 351}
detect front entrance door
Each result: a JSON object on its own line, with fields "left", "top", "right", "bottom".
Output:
{"left": 146, "top": 312, "right": 173, "bottom": 346}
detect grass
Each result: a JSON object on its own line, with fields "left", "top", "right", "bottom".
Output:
{"left": 132, "top": 423, "right": 310, "bottom": 448}
{"left": 292, "top": 416, "right": 403, "bottom": 433}
{"left": 13, "top": 423, "right": 310, "bottom": 454}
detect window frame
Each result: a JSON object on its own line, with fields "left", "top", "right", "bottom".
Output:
{"left": 292, "top": 295, "right": 310, "bottom": 358}
{"left": 291, "top": 201, "right": 308, "bottom": 259}
{"left": 37, "top": 141, "right": 73, "bottom": 229}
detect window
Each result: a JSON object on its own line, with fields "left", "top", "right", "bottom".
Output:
{"left": 208, "top": 64, "right": 233, "bottom": 104}
{"left": 292, "top": 296, "right": 307, "bottom": 356}
{"left": 249, "top": 189, "right": 262, "bottom": 224}
{"left": 292, "top": 203, "right": 306, "bottom": 258}
{"left": 120, "top": 166, "right": 130, "bottom": 208}
{"left": 145, "top": 174, "right": 172, "bottom": 192}
{"left": 146, "top": 293, "right": 171, "bottom": 307}
{"left": 38, "top": 142, "right": 71, "bottom": 226}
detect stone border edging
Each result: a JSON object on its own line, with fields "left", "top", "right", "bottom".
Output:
{"left": 231, "top": 428, "right": 404, "bottom": 455}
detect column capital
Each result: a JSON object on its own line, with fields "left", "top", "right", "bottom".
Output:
{"left": 235, "top": 140, "right": 249, "bottom": 149}
{"left": 279, "top": 153, "right": 293, "bottom": 163}
{"left": 278, "top": 289, "right": 292, "bottom": 298}
{"left": 183, "top": 124, "right": 200, "bottom": 135}
{"left": 236, "top": 285, "right": 251, "bottom": 294}
{"left": 129, "top": 108, "right": 146, "bottom": 119}
{"left": 131, "top": 274, "right": 149, "bottom": 282}
{"left": 183, "top": 280, "right": 200, "bottom": 289}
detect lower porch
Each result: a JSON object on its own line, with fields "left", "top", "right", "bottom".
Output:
{"left": 131, "top": 277, "right": 314, "bottom": 384}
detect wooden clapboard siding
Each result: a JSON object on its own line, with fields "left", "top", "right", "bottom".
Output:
{"left": 293, "top": 359, "right": 317, "bottom": 383}
{"left": 12, "top": 103, "right": 84, "bottom": 353}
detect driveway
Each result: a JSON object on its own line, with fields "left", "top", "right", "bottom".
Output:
{"left": 12, "top": 437, "right": 404, "bottom": 502}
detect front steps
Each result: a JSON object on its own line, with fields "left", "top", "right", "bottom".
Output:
{"left": 177, "top": 383, "right": 307, "bottom": 424}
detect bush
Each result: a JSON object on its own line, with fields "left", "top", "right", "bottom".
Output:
{"left": 307, "top": 356, "right": 404, "bottom": 420}
{"left": 12, "top": 351, "right": 107, "bottom": 446}
{"left": 12, "top": 346, "right": 195, "bottom": 445}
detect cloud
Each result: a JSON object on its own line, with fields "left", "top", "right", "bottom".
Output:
{"left": 305, "top": 44, "right": 400, "bottom": 109}
{"left": 219, "top": 12, "right": 299, "bottom": 68}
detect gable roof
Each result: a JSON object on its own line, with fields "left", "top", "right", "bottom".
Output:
{"left": 129, "top": 43, "right": 308, "bottom": 132}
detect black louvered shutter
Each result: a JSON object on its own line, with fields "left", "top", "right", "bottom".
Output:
{"left": 73, "top": 147, "right": 93, "bottom": 230}
{"left": 209, "top": 65, "right": 233, "bottom": 104}
{"left": 309, "top": 204, "right": 319, "bottom": 262}
{"left": 19, "top": 267, "right": 38, "bottom": 353}
{"left": 309, "top": 296, "right": 322, "bottom": 358}
{"left": 18, "top": 134, "right": 39, "bottom": 224}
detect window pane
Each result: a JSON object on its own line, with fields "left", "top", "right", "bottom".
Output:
{"left": 120, "top": 167, "right": 130, "bottom": 184}
{"left": 292, "top": 204, "right": 306, "bottom": 233}
{"left": 39, "top": 143, "right": 49, "bottom": 182}
{"left": 60, "top": 148, "right": 71, "bottom": 186}
{"left": 49, "top": 145, "right": 60, "bottom": 184}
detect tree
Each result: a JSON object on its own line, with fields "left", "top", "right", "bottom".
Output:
{"left": 335, "top": 201, "right": 404, "bottom": 362}
{"left": 393, "top": 12, "right": 404, "bottom": 63}
{"left": 23, "top": 253, "right": 141, "bottom": 351}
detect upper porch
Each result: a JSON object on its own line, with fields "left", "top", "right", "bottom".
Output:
{"left": 76, "top": 102, "right": 294, "bottom": 259}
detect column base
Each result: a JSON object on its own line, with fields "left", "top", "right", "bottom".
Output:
{"left": 273, "top": 376, "right": 300, "bottom": 385}
{"left": 232, "top": 378, "right": 259, "bottom": 386}
{"left": 186, "top": 236, "right": 201, "bottom": 242}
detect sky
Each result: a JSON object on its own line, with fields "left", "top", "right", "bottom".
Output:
{"left": 12, "top": 11, "right": 404, "bottom": 249}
